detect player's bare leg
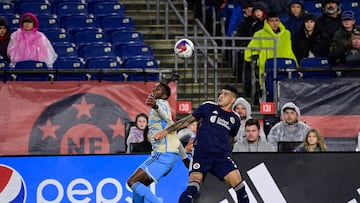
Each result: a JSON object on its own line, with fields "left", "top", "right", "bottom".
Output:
{"left": 224, "top": 169, "right": 249, "bottom": 203}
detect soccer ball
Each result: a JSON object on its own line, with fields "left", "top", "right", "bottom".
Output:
{"left": 174, "top": 38, "right": 194, "bottom": 59}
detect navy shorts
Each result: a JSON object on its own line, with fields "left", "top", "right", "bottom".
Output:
{"left": 190, "top": 150, "right": 238, "bottom": 180}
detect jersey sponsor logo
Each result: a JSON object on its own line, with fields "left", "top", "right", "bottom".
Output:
{"left": 0, "top": 165, "right": 27, "bottom": 203}
{"left": 28, "top": 93, "right": 131, "bottom": 155}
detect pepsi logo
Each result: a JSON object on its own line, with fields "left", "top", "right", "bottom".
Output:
{"left": 28, "top": 93, "right": 132, "bottom": 155}
{"left": 0, "top": 165, "right": 26, "bottom": 203}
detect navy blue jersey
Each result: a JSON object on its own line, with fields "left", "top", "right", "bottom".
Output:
{"left": 192, "top": 101, "right": 241, "bottom": 154}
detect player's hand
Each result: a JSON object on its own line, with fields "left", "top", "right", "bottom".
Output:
{"left": 154, "top": 131, "right": 167, "bottom": 141}
{"left": 145, "top": 95, "right": 156, "bottom": 107}
{"left": 182, "top": 158, "right": 190, "bottom": 168}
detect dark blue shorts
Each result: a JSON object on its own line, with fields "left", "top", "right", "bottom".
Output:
{"left": 190, "top": 150, "right": 238, "bottom": 181}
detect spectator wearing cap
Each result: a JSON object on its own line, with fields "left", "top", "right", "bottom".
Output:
{"left": 330, "top": 10, "right": 357, "bottom": 65}
{"left": 0, "top": 16, "right": 10, "bottom": 63}
{"left": 267, "top": 102, "right": 311, "bottom": 151}
{"left": 344, "top": 29, "right": 360, "bottom": 69}
{"left": 7, "top": 13, "right": 57, "bottom": 68}
{"left": 317, "top": 0, "right": 342, "bottom": 40}
{"left": 293, "top": 14, "right": 331, "bottom": 63}
{"left": 283, "top": 0, "right": 307, "bottom": 43}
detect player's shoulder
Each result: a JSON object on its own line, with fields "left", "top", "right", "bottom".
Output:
{"left": 201, "top": 101, "right": 217, "bottom": 106}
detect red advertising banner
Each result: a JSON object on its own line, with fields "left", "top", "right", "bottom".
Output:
{"left": 0, "top": 81, "right": 177, "bottom": 155}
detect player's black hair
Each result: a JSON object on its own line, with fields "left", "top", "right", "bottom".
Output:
{"left": 245, "top": 118, "right": 261, "bottom": 130}
{"left": 222, "top": 85, "right": 238, "bottom": 97}
{"left": 159, "top": 82, "right": 171, "bottom": 99}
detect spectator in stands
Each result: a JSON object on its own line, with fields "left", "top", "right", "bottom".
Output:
{"left": 263, "top": 0, "right": 289, "bottom": 18}
{"left": 235, "top": 2, "right": 266, "bottom": 96}
{"left": 329, "top": 10, "right": 357, "bottom": 65}
{"left": 317, "top": 0, "right": 342, "bottom": 41}
{"left": 345, "top": 28, "right": 360, "bottom": 65}
{"left": 244, "top": 11, "right": 297, "bottom": 94}
{"left": 293, "top": 14, "right": 331, "bottom": 63}
{"left": 7, "top": 13, "right": 57, "bottom": 68}
{"left": 283, "top": 0, "right": 306, "bottom": 42}
{"left": 233, "top": 118, "right": 275, "bottom": 152}
{"left": 267, "top": 102, "right": 311, "bottom": 151}
{"left": 126, "top": 113, "right": 150, "bottom": 153}
{"left": 295, "top": 129, "right": 327, "bottom": 152}
{"left": 177, "top": 120, "right": 198, "bottom": 153}
{"left": 232, "top": 97, "right": 266, "bottom": 142}
{"left": 0, "top": 17, "right": 10, "bottom": 63}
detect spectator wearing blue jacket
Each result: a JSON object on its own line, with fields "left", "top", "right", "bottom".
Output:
{"left": 283, "top": 0, "right": 307, "bottom": 42}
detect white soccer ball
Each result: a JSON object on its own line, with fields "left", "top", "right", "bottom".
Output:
{"left": 174, "top": 38, "right": 194, "bottom": 59}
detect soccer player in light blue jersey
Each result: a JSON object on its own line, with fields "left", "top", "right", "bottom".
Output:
{"left": 127, "top": 82, "right": 189, "bottom": 203}
{"left": 154, "top": 85, "right": 249, "bottom": 203}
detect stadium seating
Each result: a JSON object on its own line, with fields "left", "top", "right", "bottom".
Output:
{"left": 82, "top": 44, "right": 117, "bottom": 61}
{"left": 53, "top": 43, "right": 79, "bottom": 60}
{"left": 2, "top": 14, "right": 20, "bottom": 33}
{"left": 37, "top": 15, "right": 60, "bottom": 32}
{"left": 0, "top": 2, "right": 15, "bottom": 15}
{"left": 86, "top": 58, "right": 123, "bottom": 81}
{"left": 62, "top": 15, "right": 98, "bottom": 35}
{"left": 53, "top": 58, "right": 88, "bottom": 81}
{"left": 118, "top": 44, "right": 154, "bottom": 64}
{"left": 264, "top": 58, "right": 298, "bottom": 101}
{"left": 110, "top": 31, "right": 144, "bottom": 52}
{"left": 73, "top": 30, "right": 109, "bottom": 49}
{"left": 89, "top": 1, "right": 126, "bottom": 23}
{"left": 99, "top": 15, "right": 135, "bottom": 35}
{"left": 53, "top": 2, "right": 88, "bottom": 25}
{"left": 43, "top": 29, "right": 73, "bottom": 45}
{"left": 300, "top": 57, "right": 337, "bottom": 79}
{"left": 0, "top": 61, "right": 10, "bottom": 82}
{"left": 18, "top": 2, "right": 52, "bottom": 16}
{"left": 13, "top": 60, "right": 50, "bottom": 81}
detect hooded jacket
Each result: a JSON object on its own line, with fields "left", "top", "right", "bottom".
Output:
{"left": 267, "top": 102, "right": 311, "bottom": 151}
{"left": 0, "top": 17, "right": 10, "bottom": 63}
{"left": 244, "top": 19, "right": 298, "bottom": 86}
{"left": 7, "top": 13, "right": 57, "bottom": 67}
{"left": 232, "top": 97, "right": 266, "bottom": 142}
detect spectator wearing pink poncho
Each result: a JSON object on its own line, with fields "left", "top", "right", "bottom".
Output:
{"left": 7, "top": 13, "right": 57, "bottom": 68}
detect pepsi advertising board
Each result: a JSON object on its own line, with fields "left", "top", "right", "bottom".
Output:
{"left": 0, "top": 155, "right": 188, "bottom": 203}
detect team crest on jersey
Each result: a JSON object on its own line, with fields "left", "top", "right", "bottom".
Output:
{"left": 192, "top": 163, "right": 201, "bottom": 170}
{"left": 210, "top": 115, "right": 217, "bottom": 123}
{"left": 28, "top": 93, "right": 131, "bottom": 155}
{"left": 230, "top": 117, "right": 235, "bottom": 124}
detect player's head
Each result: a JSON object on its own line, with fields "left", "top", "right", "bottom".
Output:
{"left": 217, "top": 85, "right": 238, "bottom": 109}
{"left": 151, "top": 82, "right": 171, "bottom": 100}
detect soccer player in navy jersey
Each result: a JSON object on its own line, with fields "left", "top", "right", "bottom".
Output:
{"left": 154, "top": 85, "right": 249, "bottom": 203}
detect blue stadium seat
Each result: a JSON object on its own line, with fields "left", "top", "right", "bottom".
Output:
{"left": 0, "top": 2, "right": 15, "bottom": 15}
{"left": 99, "top": 16, "right": 135, "bottom": 35}
{"left": 118, "top": 44, "right": 154, "bottom": 62}
{"left": 37, "top": 15, "right": 60, "bottom": 32}
{"left": 110, "top": 31, "right": 144, "bottom": 52}
{"left": 264, "top": 58, "right": 298, "bottom": 101}
{"left": 18, "top": 2, "right": 51, "bottom": 16}
{"left": 74, "top": 30, "right": 109, "bottom": 49}
{"left": 53, "top": 43, "right": 78, "bottom": 60}
{"left": 340, "top": 0, "right": 359, "bottom": 11}
{"left": 86, "top": 58, "right": 123, "bottom": 81}
{"left": 303, "top": 1, "right": 322, "bottom": 14}
{"left": 53, "top": 58, "right": 88, "bottom": 81}
{"left": 300, "top": 57, "right": 337, "bottom": 79}
{"left": 123, "top": 58, "right": 159, "bottom": 69}
{"left": 13, "top": 60, "right": 50, "bottom": 81}
{"left": 2, "top": 14, "right": 20, "bottom": 33}
{"left": 62, "top": 15, "right": 98, "bottom": 35}
{"left": 54, "top": 2, "right": 88, "bottom": 24}
{"left": 43, "top": 30, "right": 73, "bottom": 45}
{"left": 90, "top": 1, "right": 126, "bottom": 21}
{"left": 82, "top": 44, "right": 117, "bottom": 62}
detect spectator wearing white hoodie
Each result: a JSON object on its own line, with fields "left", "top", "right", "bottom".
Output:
{"left": 267, "top": 102, "right": 311, "bottom": 151}
{"left": 232, "top": 97, "right": 266, "bottom": 142}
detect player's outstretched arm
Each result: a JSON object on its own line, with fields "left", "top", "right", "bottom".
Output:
{"left": 154, "top": 114, "right": 195, "bottom": 141}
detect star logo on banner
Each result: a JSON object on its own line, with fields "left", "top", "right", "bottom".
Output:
{"left": 73, "top": 97, "right": 95, "bottom": 119}
{"left": 38, "top": 119, "right": 60, "bottom": 140}
{"left": 108, "top": 117, "right": 124, "bottom": 139}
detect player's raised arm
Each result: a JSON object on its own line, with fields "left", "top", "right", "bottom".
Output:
{"left": 154, "top": 114, "right": 195, "bottom": 141}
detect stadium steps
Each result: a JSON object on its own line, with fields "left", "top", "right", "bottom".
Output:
{"left": 121, "top": 0, "right": 250, "bottom": 112}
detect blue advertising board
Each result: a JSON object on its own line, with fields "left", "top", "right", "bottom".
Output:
{"left": 0, "top": 154, "right": 188, "bottom": 203}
